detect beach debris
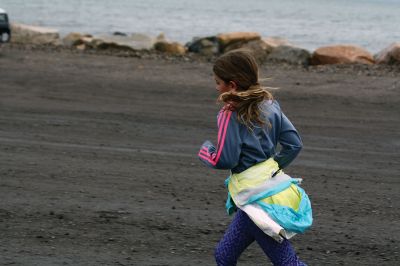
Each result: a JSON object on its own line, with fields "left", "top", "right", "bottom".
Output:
{"left": 374, "top": 43, "right": 400, "bottom": 65}
{"left": 10, "top": 23, "right": 61, "bottom": 46}
{"left": 267, "top": 45, "right": 311, "bottom": 66}
{"left": 311, "top": 45, "right": 375, "bottom": 65}
{"left": 217, "top": 32, "right": 261, "bottom": 52}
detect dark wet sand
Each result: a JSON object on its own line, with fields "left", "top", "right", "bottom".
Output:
{"left": 0, "top": 45, "right": 399, "bottom": 265}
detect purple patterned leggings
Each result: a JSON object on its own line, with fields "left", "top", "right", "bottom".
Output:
{"left": 215, "top": 210, "right": 306, "bottom": 266}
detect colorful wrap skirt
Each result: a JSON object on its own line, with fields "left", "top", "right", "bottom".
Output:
{"left": 225, "top": 158, "right": 313, "bottom": 243}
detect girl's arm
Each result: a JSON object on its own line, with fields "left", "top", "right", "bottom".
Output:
{"left": 274, "top": 112, "right": 303, "bottom": 169}
{"left": 198, "top": 109, "right": 242, "bottom": 169}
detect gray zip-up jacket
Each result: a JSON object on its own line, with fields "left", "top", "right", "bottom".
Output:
{"left": 198, "top": 100, "right": 302, "bottom": 173}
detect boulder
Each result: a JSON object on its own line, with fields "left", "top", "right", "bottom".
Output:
{"left": 224, "top": 39, "right": 274, "bottom": 63}
{"left": 76, "top": 43, "right": 87, "bottom": 51}
{"left": 81, "top": 36, "right": 95, "bottom": 47}
{"left": 10, "top": 23, "right": 60, "bottom": 45}
{"left": 374, "top": 43, "right": 400, "bottom": 64}
{"left": 90, "top": 33, "right": 156, "bottom": 51}
{"left": 91, "top": 37, "right": 133, "bottom": 51}
{"left": 81, "top": 36, "right": 93, "bottom": 41}
{"left": 311, "top": 45, "right": 374, "bottom": 65}
{"left": 217, "top": 32, "right": 261, "bottom": 52}
{"left": 186, "top": 36, "right": 219, "bottom": 56}
{"left": 267, "top": 45, "right": 311, "bottom": 65}
{"left": 129, "top": 33, "right": 158, "bottom": 50}
{"left": 62, "top": 32, "right": 85, "bottom": 47}
{"left": 154, "top": 41, "right": 186, "bottom": 55}
{"left": 156, "top": 33, "right": 166, "bottom": 42}
{"left": 263, "top": 37, "right": 292, "bottom": 49}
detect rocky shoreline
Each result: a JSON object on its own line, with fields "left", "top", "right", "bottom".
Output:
{"left": 7, "top": 23, "right": 400, "bottom": 67}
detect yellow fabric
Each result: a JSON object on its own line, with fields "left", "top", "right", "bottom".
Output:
{"left": 261, "top": 184, "right": 301, "bottom": 211}
{"left": 228, "top": 158, "right": 280, "bottom": 194}
{"left": 228, "top": 158, "right": 301, "bottom": 211}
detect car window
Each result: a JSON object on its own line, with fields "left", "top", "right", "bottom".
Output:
{"left": 0, "top": 14, "right": 7, "bottom": 22}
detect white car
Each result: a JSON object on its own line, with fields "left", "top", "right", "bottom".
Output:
{"left": 0, "top": 8, "right": 10, "bottom": 43}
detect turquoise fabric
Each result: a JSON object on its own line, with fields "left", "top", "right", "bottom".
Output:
{"left": 225, "top": 177, "right": 313, "bottom": 233}
{"left": 225, "top": 176, "right": 237, "bottom": 215}
{"left": 225, "top": 193, "right": 237, "bottom": 215}
{"left": 257, "top": 186, "right": 312, "bottom": 233}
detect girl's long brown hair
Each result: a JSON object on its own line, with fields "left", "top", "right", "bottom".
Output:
{"left": 213, "top": 49, "right": 274, "bottom": 129}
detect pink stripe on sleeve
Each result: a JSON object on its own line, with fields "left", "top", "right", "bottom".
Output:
{"left": 198, "top": 109, "right": 232, "bottom": 166}
{"left": 217, "top": 111, "right": 227, "bottom": 144}
{"left": 213, "top": 111, "right": 232, "bottom": 164}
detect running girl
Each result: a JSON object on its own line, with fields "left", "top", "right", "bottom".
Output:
{"left": 198, "top": 49, "right": 312, "bottom": 265}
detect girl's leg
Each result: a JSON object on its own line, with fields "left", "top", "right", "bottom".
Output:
{"left": 249, "top": 219, "right": 306, "bottom": 266}
{"left": 215, "top": 210, "right": 255, "bottom": 266}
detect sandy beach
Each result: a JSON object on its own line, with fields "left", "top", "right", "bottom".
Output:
{"left": 0, "top": 45, "right": 399, "bottom": 265}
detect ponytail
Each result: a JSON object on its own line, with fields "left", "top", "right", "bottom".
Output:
{"left": 218, "top": 84, "right": 273, "bottom": 129}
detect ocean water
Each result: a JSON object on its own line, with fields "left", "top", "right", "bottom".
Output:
{"left": 1, "top": 0, "right": 399, "bottom": 52}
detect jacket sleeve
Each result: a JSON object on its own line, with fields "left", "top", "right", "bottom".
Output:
{"left": 198, "top": 110, "right": 242, "bottom": 169}
{"left": 274, "top": 112, "right": 303, "bottom": 169}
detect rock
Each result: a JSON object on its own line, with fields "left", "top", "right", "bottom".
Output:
{"left": 90, "top": 33, "right": 156, "bottom": 51}
{"left": 62, "top": 32, "right": 84, "bottom": 47}
{"left": 154, "top": 41, "right": 186, "bottom": 55}
{"left": 129, "top": 33, "right": 157, "bottom": 50}
{"left": 76, "top": 43, "right": 87, "bottom": 51}
{"left": 156, "top": 33, "right": 166, "bottom": 42}
{"left": 267, "top": 45, "right": 311, "bottom": 65}
{"left": 81, "top": 36, "right": 94, "bottom": 43}
{"left": 225, "top": 39, "right": 273, "bottom": 63}
{"left": 311, "top": 45, "right": 374, "bottom": 65}
{"left": 10, "top": 23, "right": 60, "bottom": 45}
{"left": 263, "top": 37, "right": 292, "bottom": 49}
{"left": 217, "top": 32, "right": 261, "bottom": 52}
{"left": 374, "top": 43, "right": 400, "bottom": 64}
{"left": 72, "top": 36, "right": 95, "bottom": 50}
{"left": 113, "top": 31, "right": 127, "bottom": 36}
{"left": 186, "top": 36, "right": 219, "bottom": 56}
{"left": 93, "top": 37, "right": 134, "bottom": 51}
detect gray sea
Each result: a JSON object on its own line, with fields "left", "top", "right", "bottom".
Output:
{"left": 1, "top": 0, "right": 399, "bottom": 52}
